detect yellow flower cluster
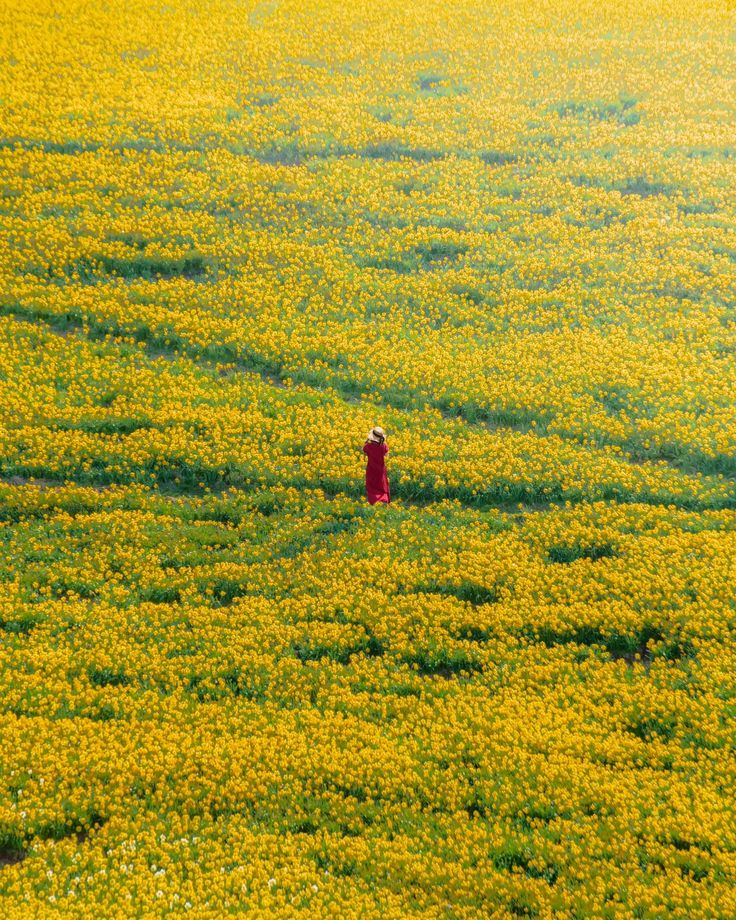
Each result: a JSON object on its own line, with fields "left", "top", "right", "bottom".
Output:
{"left": 1, "top": 0, "right": 735, "bottom": 916}
{"left": 0, "top": 486, "right": 735, "bottom": 918}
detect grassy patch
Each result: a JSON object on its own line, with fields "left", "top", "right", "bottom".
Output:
{"left": 413, "top": 239, "right": 469, "bottom": 265}
{"left": 615, "top": 177, "right": 673, "bottom": 198}
{"left": 67, "top": 251, "right": 216, "bottom": 282}
{"left": 361, "top": 142, "right": 444, "bottom": 162}
{"left": 416, "top": 72, "right": 466, "bottom": 96}
{"left": 402, "top": 645, "right": 482, "bottom": 677}
{"left": 528, "top": 624, "right": 697, "bottom": 670}
{"left": 480, "top": 150, "right": 519, "bottom": 166}
{"left": 451, "top": 283, "right": 487, "bottom": 305}
{"left": 625, "top": 713, "right": 677, "bottom": 743}
{"left": 140, "top": 584, "right": 182, "bottom": 604}
{"left": 546, "top": 542, "right": 617, "bottom": 564}
{"left": 53, "top": 417, "right": 153, "bottom": 436}
{"left": 205, "top": 577, "right": 251, "bottom": 607}
{"left": 196, "top": 667, "right": 269, "bottom": 702}
{"left": 87, "top": 667, "right": 132, "bottom": 688}
{"left": 492, "top": 843, "right": 559, "bottom": 885}
{"left": 413, "top": 580, "right": 502, "bottom": 606}
{"left": 550, "top": 95, "right": 640, "bottom": 126}
{"left": 292, "top": 633, "right": 385, "bottom": 665}
{"left": 0, "top": 615, "right": 39, "bottom": 635}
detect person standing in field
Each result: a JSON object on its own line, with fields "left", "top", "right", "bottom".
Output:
{"left": 363, "top": 426, "right": 390, "bottom": 505}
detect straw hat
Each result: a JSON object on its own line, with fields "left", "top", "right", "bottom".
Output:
{"left": 366, "top": 426, "right": 386, "bottom": 443}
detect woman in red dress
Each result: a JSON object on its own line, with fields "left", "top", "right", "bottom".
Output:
{"left": 363, "top": 426, "right": 390, "bottom": 505}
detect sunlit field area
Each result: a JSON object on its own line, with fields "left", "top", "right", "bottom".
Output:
{"left": 1, "top": 0, "right": 736, "bottom": 916}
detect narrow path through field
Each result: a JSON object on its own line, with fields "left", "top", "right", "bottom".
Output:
{"left": 0, "top": 470, "right": 701, "bottom": 523}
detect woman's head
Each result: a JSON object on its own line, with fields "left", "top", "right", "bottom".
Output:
{"left": 367, "top": 426, "right": 386, "bottom": 443}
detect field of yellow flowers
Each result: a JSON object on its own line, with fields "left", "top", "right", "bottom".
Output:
{"left": 1, "top": 0, "right": 736, "bottom": 916}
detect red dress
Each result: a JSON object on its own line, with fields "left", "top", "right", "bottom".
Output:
{"left": 363, "top": 440, "right": 390, "bottom": 504}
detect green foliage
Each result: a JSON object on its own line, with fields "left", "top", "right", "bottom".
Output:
{"left": 546, "top": 542, "right": 616, "bottom": 564}
{"left": 88, "top": 667, "right": 132, "bottom": 688}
